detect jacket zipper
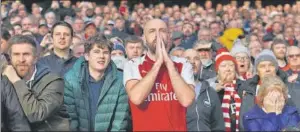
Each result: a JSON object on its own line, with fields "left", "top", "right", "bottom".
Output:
{"left": 81, "top": 66, "right": 93, "bottom": 131}
{"left": 195, "top": 89, "right": 211, "bottom": 131}
{"left": 85, "top": 78, "right": 93, "bottom": 131}
{"left": 195, "top": 103, "right": 200, "bottom": 131}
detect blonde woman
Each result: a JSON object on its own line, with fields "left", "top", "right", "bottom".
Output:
{"left": 243, "top": 75, "right": 300, "bottom": 131}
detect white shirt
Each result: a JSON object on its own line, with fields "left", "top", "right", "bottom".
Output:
{"left": 123, "top": 55, "right": 195, "bottom": 87}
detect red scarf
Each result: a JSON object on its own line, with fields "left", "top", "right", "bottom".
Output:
{"left": 239, "top": 73, "right": 248, "bottom": 81}
{"left": 222, "top": 81, "right": 241, "bottom": 132}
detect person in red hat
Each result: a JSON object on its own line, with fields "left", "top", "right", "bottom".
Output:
{"left": 206, "top": 50, "right": 244, "bottom": 132}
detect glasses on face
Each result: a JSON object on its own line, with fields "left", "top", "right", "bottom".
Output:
{"left": 235, "top": 56, "right": 249, "bottom": 61}
{"left": 288, "top": 54, "right": 300, "bottom": 58}
{"left": 196, "top": 48, "right": 211, "bottom": 52}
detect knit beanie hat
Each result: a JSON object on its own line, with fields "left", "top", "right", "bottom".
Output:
{"left": 215, "top": 49, "right": 238, "bottom": 71}
{"left": 254, "top": 49, "right": 278, "bottom": 73}
{"left": 113, "top": 44, "right": 126, "bottom": 54}
{"left": 230, "top": 39, "right": 250, "bottom": 57}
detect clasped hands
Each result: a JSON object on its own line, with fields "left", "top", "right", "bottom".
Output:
{"left": 154, "top": 35, "right": 174, "bottom": 69}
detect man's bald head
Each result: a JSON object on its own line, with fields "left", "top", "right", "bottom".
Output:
{"left": 144, "top": 19, "right": 168, "bottom": 31}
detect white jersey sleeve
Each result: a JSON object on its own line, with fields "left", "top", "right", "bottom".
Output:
{"left": 171, "top": 56, "right": 196, "bottom": 87}
{"left": 123, "top": 57, "right": 143, "bottom": 86}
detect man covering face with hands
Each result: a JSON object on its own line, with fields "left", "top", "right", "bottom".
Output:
{"left": 123, "top": 19, "right": 195, "bottom": 131}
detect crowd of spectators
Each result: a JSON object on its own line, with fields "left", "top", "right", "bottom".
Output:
{"left": 2, "top": 0, "right": 300, "bottom": 131}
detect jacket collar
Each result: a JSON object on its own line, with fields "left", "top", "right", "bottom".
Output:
{"left": 199, "top": 81, "right": 210, "bottom": 94}
{"left": 25, "top": 66, "right": 37, "bottom": 84}
{"left": 98, "top": 63, "right": 117, "bottom": 103}
{"left": 245, "top": 104, "right": 298, "bottom": 120}
{"left": 76, "top": 57, "right": 118, "bottom": 103}
{"left": 50, "top": 49, "right": 76, "bottom": 61}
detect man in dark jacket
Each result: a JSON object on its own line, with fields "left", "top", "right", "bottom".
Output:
{"left": 179, "top": 22, "right": 197, "bottom": 49}
{"left": 38, "top": 21, "right": 77, "bottom": 77}
{"left": 186, "top": 81, "right": 225, "bottom": 131}
{"left": 112, "top": 18, "right": 130, "bottom": 40}
{"left": 1, "top": 76, "right": 31, "bottom": 131}
{"left": 193, "top": 40, "right": 217, "bottom": 81}
{"left": 58, "top": 0, "right": 75, "bottom": 20}
{"left": 184, "top": 49, "right": 225, "bottom": 131}
{"left": 263, "top": 21, "right": 283, "bottom": 43}
{"left": 64, "top": 35, "right": 130, "bottom": 131}
{"left": 2, "top": 35, "right": 68, "bottom": 131}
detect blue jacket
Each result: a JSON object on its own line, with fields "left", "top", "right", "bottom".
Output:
{"left": 64, "top": 57, "right": 130, "bottom": 131}
{"left": 243, "top": 104, "right": 300, "bottom": 131}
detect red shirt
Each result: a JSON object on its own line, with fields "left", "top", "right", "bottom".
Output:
{"left": 281, "top": 64, "right": 290, "bottom": 72}
{"left": 127, "top": 55, "right": 188, "bottom": 131}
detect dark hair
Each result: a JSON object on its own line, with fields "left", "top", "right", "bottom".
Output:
{"left": 271, "top": 38, "right": 288, "bottom": 50}
{"left": 7, "top": 35, "right": 37, "bottom": 55}
{"left": 85, "top": 34, "right": 112, "bottom": 53}
{"left": 51, "top": 21, "right": 74, "bottom": 37}
{"left": 182, "top": 22, "right": 194, "bottom": 29}
{"left": 124, "top": 35, "right": 143, "bottom": 47}
{"left": 209, "top": 21, "right": 221, "bottom": 28}
{"left": 1, "top": 29, "right": 11, "bottom": 41}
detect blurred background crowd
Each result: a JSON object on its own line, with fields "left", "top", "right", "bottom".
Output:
{"left": 2, "top": 0, "right": 300, "bottom": 131}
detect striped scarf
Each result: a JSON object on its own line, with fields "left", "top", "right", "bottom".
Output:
{"left": 221, "top": 81, "right": 241, "bottom": 132}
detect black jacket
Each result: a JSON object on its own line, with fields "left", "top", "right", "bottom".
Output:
{"left": 1, "top": 76, "right": 31, "bottom": 131}
{"left": 187, "top": 81, "right": 225, "bottom": 131}
{"left": 240, "top": 69, "right": 288, "bottom": 96}
{"left": 200, "top": 62, "right": 217, "bottom": 81}
{"left": 37, "top": 50, "right": 77, "bottom": 77}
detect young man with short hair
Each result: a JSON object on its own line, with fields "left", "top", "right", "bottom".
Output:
{"left": 271, "top": 39, "right": 289, "bottom": 71}
{"left": 64, "top": 35, "right": 130, "bottom": 131}
{"left": 38, "top": 21, "right": 77, "bottom": 76}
